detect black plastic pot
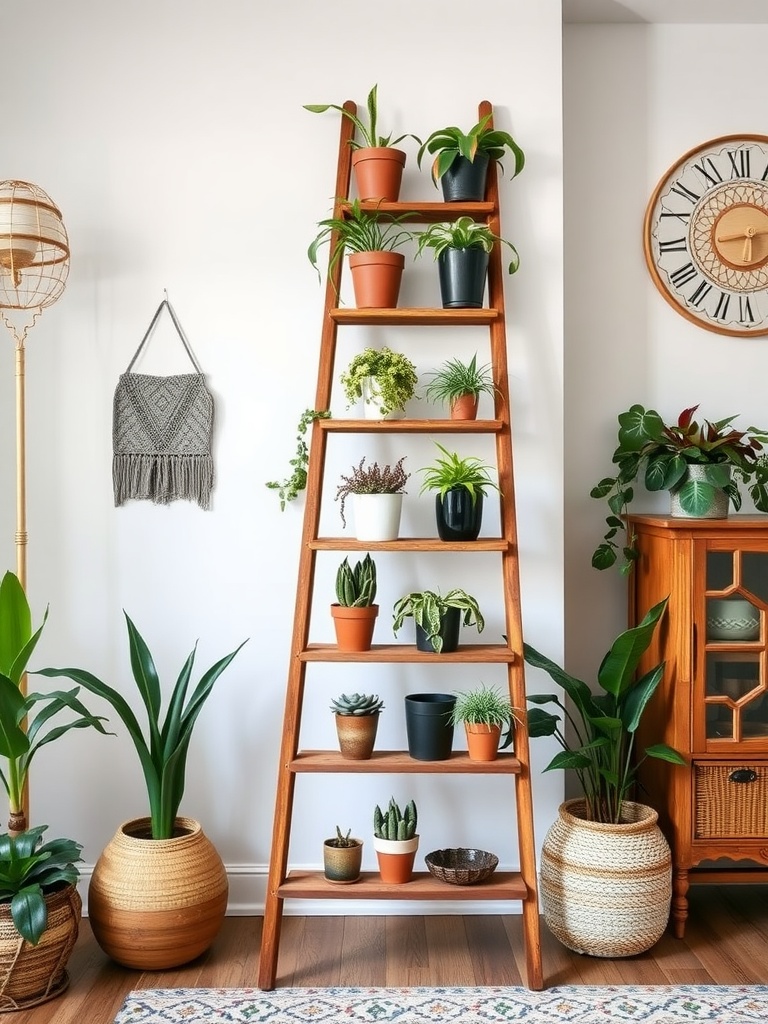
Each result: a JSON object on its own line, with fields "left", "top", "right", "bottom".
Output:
{"left": 404, "top": 693, "right": 456, "bottom": 761}
{"left": 436, "top": 489, "right": 484, "bottom": 541}
{"left": 415, "top": 606, "right": 461, "bottom": 654}
{"left": 440, "top": 154, "right": 490, "bottom": 201}
{"left": 438, "top": 248, "right": 489, "bottom": 309}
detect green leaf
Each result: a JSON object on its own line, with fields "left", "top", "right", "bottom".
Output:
{"left": 11, "top": 885, "right": 46, "bottom": 945}
{"left": 596, "top": 597, "right": 668, "bottom": 698}
{"left": 645, "top": 742, "right": 687, "bottom": 765}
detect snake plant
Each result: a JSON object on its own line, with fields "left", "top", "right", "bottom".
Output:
{"left": 335, "top": 555, "right": 377, "bottom": 607}
{"left": 373, "top": 797, "right": 417, "bottom": 841}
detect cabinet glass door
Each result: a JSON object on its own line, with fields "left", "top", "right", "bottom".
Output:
{"left": 704, "top": 550, "right": 768, "bottom": 743}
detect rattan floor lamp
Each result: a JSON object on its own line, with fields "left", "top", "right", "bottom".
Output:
{"left": 0, "top": 181, "right": 69, "bottom": 831}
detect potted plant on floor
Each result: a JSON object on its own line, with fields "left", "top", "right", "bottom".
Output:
{"left": 419, "top": 442, "right": 500, "bottom": 541}
{"left": 37, "top": 616, "right": 247, "bottom": 970}
{"left": 308, "top": 199, "right": 414, "bottom": 308}
{"left": 305, "top": 84, "right": 421, "bottom": 201}
{"left": 335, "top": 456, "right": 410, "bottom": 540}
{"left": 0, "top": 825, "right": 83, "bottom": 1009}
{"left": 424, "top": 353, "right": 496, "bottom": 421}
{"left": 331, "top": 554, "right": 378, "bottom": 652}
{"left": 591, "top": 403, "right": 768, "bottom": 574}
{"left": 340, "top": 346, "right": 418, "bottom": 419}
{"left": 323, "top": 826, "right": 363, "bottom": 884}
{"left": 523, "top": 596, "right": 687, "bottom": 957}
{"left": 330, "top": 692, "right": 385, "bottom": 760}
{"left": 373, "top": 797, "right": 418, "bottom": 884}
{"left": 449, "top": 683, "right": 522, "bottom": 761}
{"left": 414, "top": 217, "right": 519, "bottom": 308}
{"left": 392, "top": 588, "right": 484, "bottom": 654}
{"left": 417, "top": 113, "right": 525, "bottom": 201}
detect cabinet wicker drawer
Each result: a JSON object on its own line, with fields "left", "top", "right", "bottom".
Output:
{"left": 694, "top": 762, "right": 768, "bottom": 838}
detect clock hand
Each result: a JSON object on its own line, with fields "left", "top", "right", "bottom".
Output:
{"left": 744, "top": 236, "right": 753, "bottom": 263}
{"left": 717, "top": 226, "right": 768, "bottom": 242}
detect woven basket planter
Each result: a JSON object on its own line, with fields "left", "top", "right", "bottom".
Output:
{"left": 0, "top": 883, "right": 81, "bottom": 1012}
{"left": 88, "top": 816, "right": 228, "bottom": 970}
{"left": 540, "top": 799, "right": 671, "bottom": 958}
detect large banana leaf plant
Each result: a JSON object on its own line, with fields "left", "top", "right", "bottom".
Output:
{"left": 0, "top": 571, "right": 110, "bottom": 827}
{"left": 523, "top": 596, "right": 686, "bottom": 824}
{"left": 37, "top": 614, "right": 247, "bottom": 839}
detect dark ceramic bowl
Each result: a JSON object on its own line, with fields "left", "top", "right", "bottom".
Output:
{"left": 424, "top": 847, "right": 498, "bottom": 885}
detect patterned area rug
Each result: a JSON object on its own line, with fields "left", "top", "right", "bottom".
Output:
{"left": 114, "top": 985, "right": 768, "bottom": 1023}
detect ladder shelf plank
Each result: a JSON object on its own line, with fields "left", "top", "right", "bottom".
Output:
{"left": 291, "top": 750, "right": 522, "bottom": 774}
{"left": 300, "top": 644, "right": 517, "bottom": 664}
{"left": 320, "top": 419, "right": 504, "bottom": 434}
{"left": 331, "top": 308, "right": 499, "bottom": 327}
{"left": 309, "top": 537, "right": 510, "bottom": 552}
{"left": 279, "top": 870, "right": 528, "bottom": 901}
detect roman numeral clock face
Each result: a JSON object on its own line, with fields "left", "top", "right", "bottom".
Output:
{"left": 645, "top": 135, "right": 768, "bottom": 336}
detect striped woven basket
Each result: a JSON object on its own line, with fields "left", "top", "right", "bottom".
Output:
{"left": 540, "top": 799, "right": 672, "bottom": 958}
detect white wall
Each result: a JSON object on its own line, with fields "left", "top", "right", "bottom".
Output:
{"left": 0, "top": 0, "right": 564, "bottom": 912}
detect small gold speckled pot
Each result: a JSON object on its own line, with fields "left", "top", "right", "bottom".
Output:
{"left": 323, "top": 838, "right": 363, "bottom": 884}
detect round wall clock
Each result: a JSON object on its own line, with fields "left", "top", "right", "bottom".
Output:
{"left": 644, "top": 134, "right": 768, "bottom": 337}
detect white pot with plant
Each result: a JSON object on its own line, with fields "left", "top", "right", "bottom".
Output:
{"left": 335, "top": 456, "right": 409, "bottom": 541}
{"left": 340, "top": 346, "right": 418, "bottom": 420}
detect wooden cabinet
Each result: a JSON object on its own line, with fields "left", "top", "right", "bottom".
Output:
{"left": 628, "top": 514, "right": 768, "bottom": 939}
{"left": 256, "top": 101, "right": 543, "bottom": 991}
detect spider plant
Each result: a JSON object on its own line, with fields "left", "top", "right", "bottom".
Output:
{"left": 308, "top": 199, "right": 415, "bottom": 284}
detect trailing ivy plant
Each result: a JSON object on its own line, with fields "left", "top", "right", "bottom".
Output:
{"left": 266, "top": 408, "right": 331, "bottom": 510}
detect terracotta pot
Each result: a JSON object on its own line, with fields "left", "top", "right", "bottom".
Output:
{"left": 334, "top": 712, "right": 380, "bottom": 760}
{"left": 0, "top": 883, "right": 81, "bottom": 1011}
{"left": 465, "top": 722, "right": 502, "bottom": 761}
{"left": 88, "top": 816, "right": 228, "bottom": 970}
{"left": 352, "top": 146, "right": 406, "bottom": 201}
{"left": 373, "top": 835, "right": 419, "bottom": 883}
{"left": 450, "top": 393, "right": 479, "bottom": 420}
{"left": 348, "top": 251, "right": 404, "bottom": 308}
{"left": 323, "top": 838, "right": 363, "bottom": 884}
{"left": 331, "top": 603, "right": 378, "bottom": 651}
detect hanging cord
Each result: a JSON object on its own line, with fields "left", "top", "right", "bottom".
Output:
{"left": 126, "top": 292, "right": 203, "bottom": 373}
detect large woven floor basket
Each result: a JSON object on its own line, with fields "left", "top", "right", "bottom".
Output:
{"left": 88, "top": 816, "right": 228, "bottom": 970}
{"left": 0, "top": 884, "right": 81, "bottom": 1012}
{"left": 540, "top": 799, "right": 672, "bottom": 958}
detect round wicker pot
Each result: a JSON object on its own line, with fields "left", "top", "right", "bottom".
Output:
{"left": 88, "top": 816, "right": 228, "bottom": 970}
{"left": 0, "top": 883, "right": 81, "bottom": 1012}
{"left": 540, "top": 799, "right": 672, "bottom": 958}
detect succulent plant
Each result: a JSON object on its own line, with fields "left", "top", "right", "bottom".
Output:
{"left": 373, "top": 797, "right": 417, "bottom": 841}
{"left": 335, "top": 555, "right": 377, "bottom": 607}
{"left": 329, "top": 826, "right": 357, "bottom": 849}
{"left": 330, "top": 692, "right": 385, "bottom": 716}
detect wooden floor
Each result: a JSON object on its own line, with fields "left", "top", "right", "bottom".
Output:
{"left": 13, "top": 885, "right": 768, "bottom": 1023}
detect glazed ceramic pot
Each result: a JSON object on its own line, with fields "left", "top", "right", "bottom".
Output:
{"left": 334, "top": 712, "right": 380, "bottom": 760}
{"left": 435, "top": 489, "right": 484, "bottom": 541}
{"left": 373, "top": 835, "right": 419, "bottom": 883}
{"left": 323, "top": 838, "right": 363, "bottom": 884}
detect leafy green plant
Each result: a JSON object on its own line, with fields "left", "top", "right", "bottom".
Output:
{"left": 419, "top": 442, "right": 499, "bottom": 504}
{"left": 0, "top": 571, "right": 110, "bottom": 826}
{"left": 414, "top": 217, "right": 520, "bottom": 275}
{"left": 0, "top": 825, "right": 81, "bottom": 945}
{"left": 340, "top": 346, "right": 418, "bottom": 417}
{"left": 304, "top": 84, "right": 421, "bottom": 151}
{"left": 335, "top": 555, "right": 377, "bottom": 607}
{"left": 424, "top": 353, "right": 496, "bottom": 409}
{"left": 330, "top": 692, "right": 385, "bottom": 716}
{"left": 417, "top": 114, "right": 525, "bottom": 185}
{"left": 373, "top": 797, "right": 417, "bottom": 841}
{"left": 591, "top": 404, "right": 768, "bottom": 573}
{"left": 523, "top": 596, "right": 686, "bottom": 824}
{"left": 308, "top": 199, "right": 415, "bottom": 286}
{"left": 392, "top": 589, "right": 484, "bottom": 653}
{"left": 266, "top": 408, "right": 331, "bottom": 510}
{"left": 448, "top": 683, "right": 521, "bottom": 749}
{"left": 37, "top": 616, "right": 247, "bottom": 840}
{"left": 335, "top": 456, "right": 409, "bottom": 528}
{"left": 326, "top": 826, "right": 359, "bottom": 849}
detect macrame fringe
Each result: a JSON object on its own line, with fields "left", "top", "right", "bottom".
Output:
{"left": 113, "top": 454, "right": 214, "bottom": 511}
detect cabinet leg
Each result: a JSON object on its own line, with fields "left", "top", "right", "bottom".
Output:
{"left": 671, "top": 867, "right": 689, "bottom": 939}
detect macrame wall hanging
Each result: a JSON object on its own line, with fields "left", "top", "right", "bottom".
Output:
{"left": 112, "top": 296, "right": 214, "bottom": 510}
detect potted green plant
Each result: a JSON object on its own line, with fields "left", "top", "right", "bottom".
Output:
{"left": 373, "top": 797, "right": 418, "bottom": 884}
{"left": 414, "top": 217, "right": 520, "bottom": 308}
{"left": 305, "top": 84, "right": 421, "bottom": 201}
{"left": 323, "top": 826, "right": 363, "bottom": 884}
{"left": 340, "top": 346, "right": 418, "bottom": 419}
{"left": 308, "top": 199, "right": 415, "bottom": 308}
{"left": 392, "top": 588, "right": 484, "bottom": 654}
{"left": 591, "top": 403, "right": 768, "bottom": 574}
{"left": 331, "top": 555, "right": 378, "bottom": 652}
{"left": 417, "top": 113, "right": 525, "bottom": 201}
{"left": 266, "top": 408, "right": 331, "bottom": 510}
{"left": 448, "top": 683, "right": 522, "bottom": 761}
{"left": 523, "top": 597, "right": 686, "bottom": 958}
{"left": 330, "top": 692, "right": 385, "bottom": 760}
{"left": 0, "top": 825, "right": 83, "bottom": 1009}
{"left": 424, "top": 353, "right": 496, "bottom": 420}
{"left": 335, "top": 456, "right": 410, "bottom": 540}
{"left": 0, "top": 571, "right": 110, "bottom": 834}
{"left": 419, "top": 442, "right": 500, "bottom": 541}
{"left": 37, "top": 616, "right": 247, "bottom": 971}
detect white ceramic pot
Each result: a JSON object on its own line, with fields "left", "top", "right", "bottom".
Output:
{"left": 353, "top": 492, "right": 403, "bottom": 541}
{"left": 362, "top": 377, "right": 406, "bottom": 420}
{"left": 707, "top": 597, "right": 760, "bottom": 641}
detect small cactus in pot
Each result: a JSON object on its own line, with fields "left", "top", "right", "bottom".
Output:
{"left": 331, "top": 692, "right": 385, "bottom": 761}
{"left": 323, "top": 826, "right": 363, "bottom": 885}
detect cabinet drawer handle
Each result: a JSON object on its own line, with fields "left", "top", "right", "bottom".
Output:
{"left": 728, "top": 768, "right": 758, "bottom": 784}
